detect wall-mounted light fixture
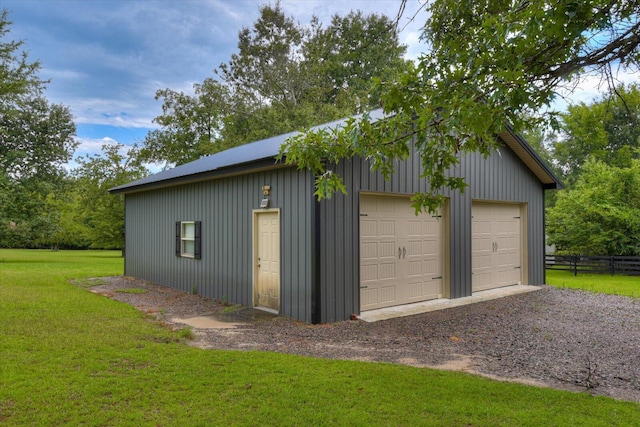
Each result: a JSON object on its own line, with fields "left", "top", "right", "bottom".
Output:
{"left": 260, "top": 185, "right": 271, "bottom": 208}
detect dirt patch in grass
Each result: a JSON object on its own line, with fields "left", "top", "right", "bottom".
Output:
{"left": 91, "top": 277, "right": 640, "bottom": 403}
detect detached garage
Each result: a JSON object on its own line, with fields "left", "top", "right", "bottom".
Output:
{"left": 110, "top": 110, "right": 562, "bottom": 323}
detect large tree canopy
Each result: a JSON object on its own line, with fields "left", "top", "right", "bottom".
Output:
{"left": 140, "top": 4, "right": 410, "bottom": 167}
{"left": 283, "top": 0, "right": 640, "bottom": 212}
{"left": 547, "top": 160, "right": 640, "bottom": 256}
{"left": 553, "top": 82, "right": 640, "bottom": 182}
{"left": 0, "top": 9, "right": 77, "bottom": 248}
{"left": 0, "top": 10, "right": 76, "bottom": 181}
{"left": 74, "top": 144, "right": 148, "bottom": 250}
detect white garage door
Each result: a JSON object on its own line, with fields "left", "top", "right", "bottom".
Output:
{"left": 472, "top": 202, "right": 522, "bottom": 292}
{"left": 360, "top": 194, "right": 444, "bottom": 311}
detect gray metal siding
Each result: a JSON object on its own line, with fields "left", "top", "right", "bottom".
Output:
{"left": 319, "top": 142, "right": 546, "bottom": 322}
{"left": 124, "top": 167, "right": 315, "bottom": 323}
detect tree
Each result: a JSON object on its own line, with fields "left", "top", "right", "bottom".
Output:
{"left": 547, "top": 160, "right": 640, "bottom": 256}
{"left": 74, "top": 144, "right": 148, "bottom": 251}
{"left": 0, "top": 94, "right": 76, "bottom": 181}
{"left": 0, "top": 9, "right": 41, "bottom": 102}
{"left": 282, "top": 0, "right": 640, "bottom": 212}
{"left": 304, "top": 11, "right": 409, "bottom": 109}
{"left": 139, "top": 78, "right": 231, "bottom": 167}
{"left": 553, "top": 83, "right": 640, "bottom": 182}
{"left": 0, "top": 10, "right": 76, "bottom": 180}
{"left": 141, "top": 3, "right": 410, "bottom": 166}
{"left": 0, "top": 9, "right": 77, "bottom": 248}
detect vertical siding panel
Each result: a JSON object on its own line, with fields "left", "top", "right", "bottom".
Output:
{"left": 124, "top": 165, "right": 313, "bottom": 323}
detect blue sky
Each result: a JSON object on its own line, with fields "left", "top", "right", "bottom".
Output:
{"left": 3, "top": 0, "right": 425, "bottom": 165}
{"left": 3, "top": 0, "right": 636, "bottom": 167}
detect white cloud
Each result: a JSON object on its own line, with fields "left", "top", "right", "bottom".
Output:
{"left": 402, "top": 30, "right": 424, "bottom": 61}
{"left": 64, "top": 136, "right": 120, "bottom": 172}
{"left": 69, "top": 97, "right": 157, "bottom": 128}
{"left": 552, "top": 67, "right": 639, "bottom": 112}
{"left": 73, "top": 136, "right": 119, "bottom": 156}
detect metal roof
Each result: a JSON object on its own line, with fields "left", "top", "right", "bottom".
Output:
{"left": 109, "top": 109, "right": 562, "bottom": 194}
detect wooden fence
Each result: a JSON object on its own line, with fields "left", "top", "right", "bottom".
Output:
{"left": 545, "top": 255, "right": 640, "bottom": 276}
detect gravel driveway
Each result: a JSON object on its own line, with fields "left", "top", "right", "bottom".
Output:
{"left": 89, "top": 277, "right": 640, "bottom": 402}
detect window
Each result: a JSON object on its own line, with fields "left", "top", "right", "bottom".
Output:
{"left": 176, "top": 221, "right": 201, "bottom": 259}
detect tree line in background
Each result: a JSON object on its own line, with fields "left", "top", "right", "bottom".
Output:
{"left": 0, "top": 9, "right": 150, "bottom": 250}
{"left": 0, "top": 4, "right": 409, "bottom": 250}
{"left": 1, "top": 2, "right": 639, "bottom": 256}
{"left": 139, "top": 4, "right": 410, "bottom": 167}
{"left": 542, "top": 83, "right": 640, "bottom": 256}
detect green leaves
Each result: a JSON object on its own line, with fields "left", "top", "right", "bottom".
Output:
{"left": 553, "top": 83, "right": 640, "bottom": 183}
{"left": 547, "top": 160, "right": 640, "bottom": 256}
{"left": 73, "top": 144, "right": 149, "bottom": 250}
{"left": 281, "top": 0, "right": 638, "bottom": 213}
{"left": 0, "top": 9, "right": 77, "bottom": 249}
{"left": 142, "top": 5, "right": 410, "bottom": 168}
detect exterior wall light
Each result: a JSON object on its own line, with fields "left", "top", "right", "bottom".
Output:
{"left": 260, "top": 185, "right": 271, "bottom": 208}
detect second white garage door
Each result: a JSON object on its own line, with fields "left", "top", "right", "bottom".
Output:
{"left": 360, "top": 194, "right": 444, "bottom": 311}
{"left": 472, "top": 202, "right": 523, "bottom": 292}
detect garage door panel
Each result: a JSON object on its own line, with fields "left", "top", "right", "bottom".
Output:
{"left": 423, "top": 258, "right": 440, "bottom": 275}
{"left": 473, "top": 272, "right": 492, "bottom": 289}
{"left": 361, "top": 264, "right": 378, "bottom": 282}
{"left": 379, "top": 220, "right": 395, "bottom": 236}
{"left": 360, "top": 195, "right": 445, "bottom": 311}
{"left": 379, "top": 241, "right": 397, "bottom": 258}
{"left": 408, "top": 220, "right": 422, "bottom": 236}
{"left": 422, "top": 239, "right": 438, "bottom": 256}
{"left": 407, "top": 259, "right": 422, "bottom": 276}
{"left": 407, "top": 281, "right": 422, "bottom": 299}
{"left": 361, "top": 288, "right": 378, "bottom": 307}
{"left": 475, "top": 254, "right": 492, "bottom": 269}
{"left": 361, "top": 242, "right": 378, "bottom": 260}
{"left": 360, "top": 220, "right": 378, "bottom": 238}
{"left": 407, "top": 240, "right": 422, "bottom": 256}
{"left": 378, "top": 262, "right": 396, "bottom": 280}
{"left": 474, "top": 237, "right": 492, "bottom": 252}
{"left": 472, "top": 202, "right": 522, "bottom": 292}
{"left": 422, "top": 220, "right": 438, "bottom": 235}
{"left": 408, "top": 278, "right": 442, "bottom": 300}
{"left": 378, "top": 286, "right": 395, "bottom": 303}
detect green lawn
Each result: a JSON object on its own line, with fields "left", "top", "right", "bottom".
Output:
{"left": 546, "top": 269, "right": 640, "bottom": 298}
{"left": 1, "top": 250, "right": 639, "bottom": 426}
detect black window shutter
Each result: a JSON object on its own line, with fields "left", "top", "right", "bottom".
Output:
{"left": 175, "top": 222, "right": 181, "bottom": 257}
{"left": 194, "top": 221, "right": 202, "bottom": 259}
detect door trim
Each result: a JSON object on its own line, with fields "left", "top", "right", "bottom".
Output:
{"left": 252, "top": 208, "right": 281, "bottom": 313}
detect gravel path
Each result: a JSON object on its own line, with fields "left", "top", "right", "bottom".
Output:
{"left": 89, "top": 276, "right": 640, "bottom": 402}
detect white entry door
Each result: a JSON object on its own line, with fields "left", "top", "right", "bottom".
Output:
{"left": 472, "top": 202, "right": 523, "bottom": 292}
{"left": 360, "top": 195, "right": 444, "bottom": 311}
{"left": 255, "top": 211, "right": 280, "bottom": 312}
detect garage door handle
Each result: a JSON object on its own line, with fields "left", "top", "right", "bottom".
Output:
{"left": 398, "top": 247, "right": 402, "bottom": 259}
{"left": 402, "top": 247, "right": 406, "bottom": 259}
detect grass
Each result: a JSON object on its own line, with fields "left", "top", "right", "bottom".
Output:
{"left": 1, "top": 250, "right": 639, "bottom": 426}
{"left": 546, "top": 269, "right": 640, "bottom": 298}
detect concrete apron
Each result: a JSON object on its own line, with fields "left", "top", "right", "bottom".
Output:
{"left": 358, "top": 284, "right": 542, "bottom": 323}
{"left": 171, "top": 307, "right": 276, "bottom": 329}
